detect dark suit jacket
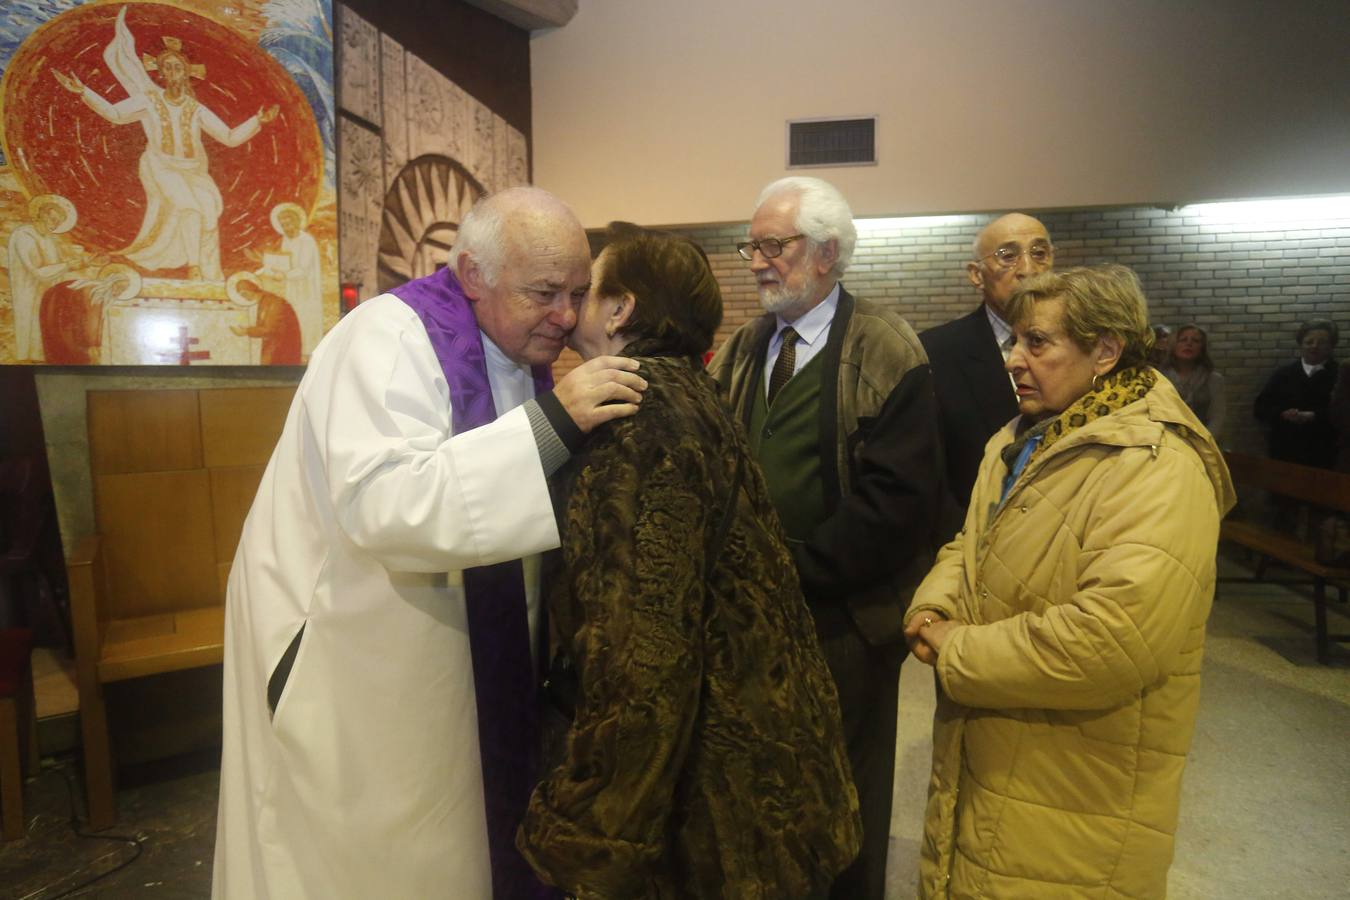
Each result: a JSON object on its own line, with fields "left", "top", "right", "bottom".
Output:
{"left": 1253, "top": 358, "right": 1338, "bottom": 468}
{"left": 920, "top": 306, "right": 1019, "bottom": 513}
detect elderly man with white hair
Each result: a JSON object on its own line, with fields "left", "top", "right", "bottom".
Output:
{"left": 708, "top": 176, "right": 945, "bottom": 900}
{"left": 213, "top": 187, "right": 647, "bottom": 899}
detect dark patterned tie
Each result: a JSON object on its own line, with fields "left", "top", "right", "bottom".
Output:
{"left": 767, "top": 327, "right": 799, "bottom": 406}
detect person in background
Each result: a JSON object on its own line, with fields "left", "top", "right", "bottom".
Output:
{"left": 922, "top": 213, "right": 1053, "bottom": 514}
{"left": 1161, "top": 323, "right": 1227, "bottom": 443}
{"left": 905, "top": 265, "right": 1233, "bottom": 899}
{"left": 518, "top": 224, "right": 860, "bottom": 899}
{"left": 1148, "top": 322, "right": 1173, "bottom": 367}
{"left": 709, "top": 176, "right": 945, "bottom": 900}
{"left": 1253, "top": 319, "right": 1339, "bottom": 469}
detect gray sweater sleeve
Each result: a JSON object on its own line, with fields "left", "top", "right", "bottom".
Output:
{"left": 525, "top": 397, "right": 574, "bottom": 477}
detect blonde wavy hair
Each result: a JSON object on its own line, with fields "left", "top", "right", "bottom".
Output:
{"left": 1006, "top": 264, "right": 1153, "bottom": 371}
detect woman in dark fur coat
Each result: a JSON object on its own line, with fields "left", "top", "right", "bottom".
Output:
{"left": 517, "top": 224, "right": 861, "bottom": 899}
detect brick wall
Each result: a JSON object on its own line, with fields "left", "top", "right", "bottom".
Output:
{"left": 556, "top": 203, "right": 1350, "bottom": 458}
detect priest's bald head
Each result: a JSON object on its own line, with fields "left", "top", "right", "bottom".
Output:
{"left": 453, "top": 187, "right": 591, "bottom": 367}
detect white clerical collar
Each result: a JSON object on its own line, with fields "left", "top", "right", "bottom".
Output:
{"left": 1303, "top": 360, "right": 1326, "bottom": 377}
{"left": 776, "top": 282, "right": 840, "bottom": 346}
{"left": 479, "top": 331, "right": 536, "bottom": 415}
{"left": 480, "top": 331, "right": 526, "bottom": 375}
{"left": 985, "top": 304, "right": 1012, "bottom": 349}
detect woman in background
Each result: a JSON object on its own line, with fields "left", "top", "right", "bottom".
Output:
{"left": 1147, "top": 322, "right": 1172, "bottom": 367}
{"left": 904, "top": 265, "right": 1233, "bottom": 899}
{"left": 1161, "top": 323, "right": 1227, "bottom": 442}
{"left": 518, "top": 224, "right": 860, "bottom": 899}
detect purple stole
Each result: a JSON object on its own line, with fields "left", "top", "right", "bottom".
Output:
{"left": 391, "top": 268, "right": 557, "bottom": 899}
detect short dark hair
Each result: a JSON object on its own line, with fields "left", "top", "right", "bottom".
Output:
{"left": 1297, "top": 319, "right": 1338, "bottom": 347}
{"left": 596, "top": 222, "right": 722, "bottom": 358}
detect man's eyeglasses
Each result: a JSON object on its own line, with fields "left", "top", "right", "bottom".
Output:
{"left": 976, "top": 243, "right": 1054, "bottom": 269}
{"left": 736, "top": 234, "right": 805, "bottom": 261}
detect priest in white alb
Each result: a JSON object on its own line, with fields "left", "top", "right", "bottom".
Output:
{"left": 212, "top": 187, "right": 646, "bottom": 899}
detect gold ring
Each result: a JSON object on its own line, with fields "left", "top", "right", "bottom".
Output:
{"left": 923, "top": 616, "right": 934, "bottom": 627}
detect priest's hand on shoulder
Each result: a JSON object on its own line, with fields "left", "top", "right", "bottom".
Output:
{"left": 554, "top": 356, "right": 647, "bottom": 432}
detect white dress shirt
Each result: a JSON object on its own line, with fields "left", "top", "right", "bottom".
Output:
{"left": 764, "top": 283, "right": 841, "bottom": 397}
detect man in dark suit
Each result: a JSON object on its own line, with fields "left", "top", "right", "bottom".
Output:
{"left": 709, "top": 176, "right": 945, "bottom": 900}
{"left": 921, "top": 213, "right": 1054, "bottom": 514}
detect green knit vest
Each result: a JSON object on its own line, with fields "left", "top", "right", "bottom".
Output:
{"left": 748, "top": 352, "right": 826, "bottom": 542}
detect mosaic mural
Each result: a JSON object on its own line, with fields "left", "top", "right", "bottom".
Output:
{"left": 0, "top": 0, "right": 337, "bottom": 365}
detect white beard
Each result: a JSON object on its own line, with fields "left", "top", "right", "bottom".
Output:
{"left": 757, "top": 272, "right": 822, "bottom": 316}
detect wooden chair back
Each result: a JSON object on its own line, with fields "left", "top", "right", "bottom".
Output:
{"left": 73, "top": 385, "right": 294, "bottom": 830}
{"left": 87, "top": 387, "right": 294, "bottom": 620}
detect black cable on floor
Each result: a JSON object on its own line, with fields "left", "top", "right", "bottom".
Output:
{"left": 24, "top": 757, "right": 144, "bottom": 900}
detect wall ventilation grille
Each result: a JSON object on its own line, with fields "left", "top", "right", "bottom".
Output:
{"left": 787, "top": 117, "right": 876, "bottom": 168}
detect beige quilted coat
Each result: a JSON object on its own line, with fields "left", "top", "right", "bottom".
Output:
{"left": 906, "top": 376, "right": 1235, "bottom": 899}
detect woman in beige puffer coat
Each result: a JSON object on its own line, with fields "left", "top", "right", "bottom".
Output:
{"left": 906, "top": 265, "right": 1235, "bottom": 900}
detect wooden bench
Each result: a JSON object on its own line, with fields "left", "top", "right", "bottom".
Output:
{"left": 67, "top": 386, "right": 293, "bottom": 829}
{"left": 1219, "top": 451, "right": 1350, "bottom": 664}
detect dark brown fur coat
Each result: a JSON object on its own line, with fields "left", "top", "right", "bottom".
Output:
{"left": 517, "top": 351, "right": 861, "bottom": 899}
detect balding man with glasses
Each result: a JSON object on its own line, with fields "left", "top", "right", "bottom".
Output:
{"left": 708, "top": 176, "right": 945, "bottom": 900}
{"left": 921, "top": 212, "right": 1055, "bottom": 514}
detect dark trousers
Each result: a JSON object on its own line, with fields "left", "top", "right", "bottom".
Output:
{"left": 811, "top": 602, "right": 906, "bottom": 900}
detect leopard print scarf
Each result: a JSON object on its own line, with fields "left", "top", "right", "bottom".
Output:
{"left": 1001, "top": 366, "right": 1157, "bottom": 472}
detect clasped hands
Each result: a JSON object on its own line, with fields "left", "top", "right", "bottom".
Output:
{"left": 1279, "top": 408, "right": 1315, "bottom": 425}
{"left": 904, "top": 612, "right": 958, "bottom": 667}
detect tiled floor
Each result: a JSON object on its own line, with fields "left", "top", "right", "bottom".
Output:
{"left": 1, "top": 751, "right": 218, "bottom": 899}
{"left": 2, "top": 552, "right": 1346, "bottom": 899}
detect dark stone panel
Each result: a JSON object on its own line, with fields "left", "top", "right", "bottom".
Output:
{"left": 339, "top": 0, "right": 531, "bottom": 147}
